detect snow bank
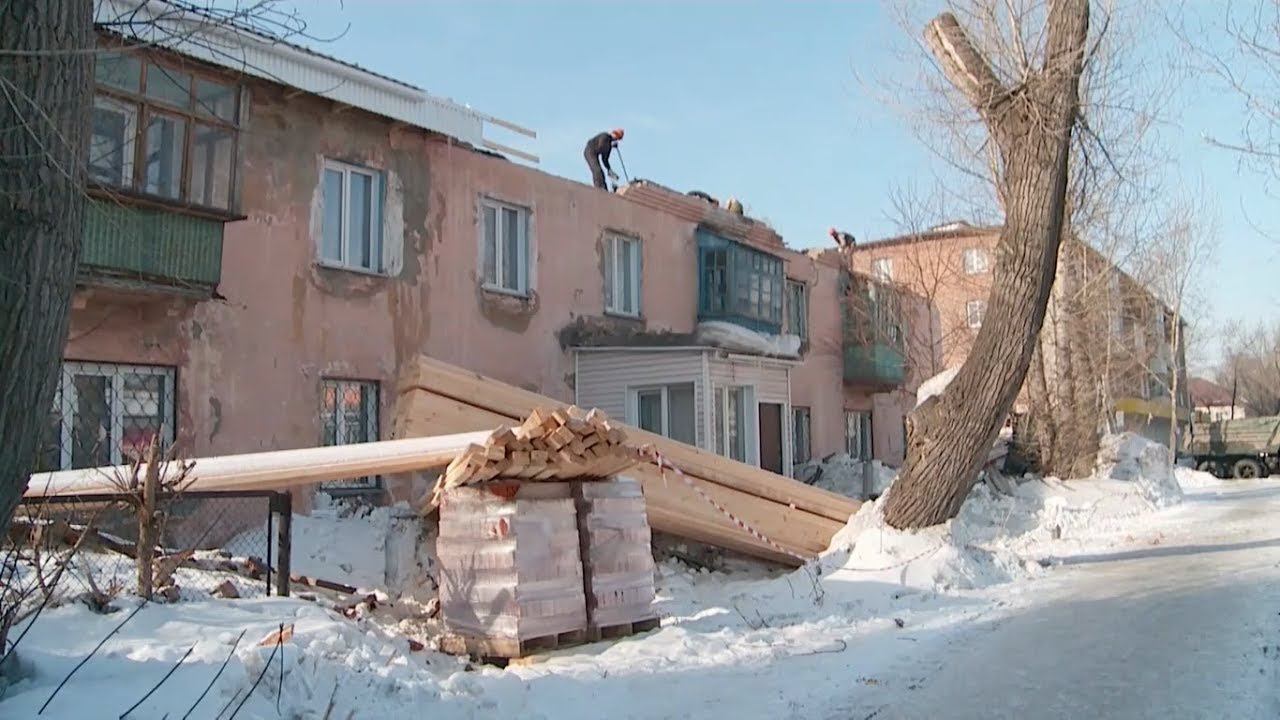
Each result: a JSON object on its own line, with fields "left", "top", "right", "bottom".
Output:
{"left": 797, "top": 455, "right": 897, "bottom": 498}
{"left": 1175, "top": 466, "right": 1225, "bottom": 489}
{"left": 1095, "top": 433, "right": 1183, "bottom": 508}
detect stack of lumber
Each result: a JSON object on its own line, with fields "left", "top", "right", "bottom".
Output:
{"left": 394, "top": 355, "right": 862, "bottom": 566}
{"left": 432, "top": 406, "right": 638, "bottom": 506}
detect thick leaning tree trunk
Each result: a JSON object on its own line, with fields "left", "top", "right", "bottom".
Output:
{"left": 884, "top": 0, "right": 1090, "bottom": 529}
{"left": 0, "top": 1, "right": 93, "bottom": 538}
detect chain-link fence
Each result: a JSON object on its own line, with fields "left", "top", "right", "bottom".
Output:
{"left": 8, "top": 491, "right": 292, "bottom": 602}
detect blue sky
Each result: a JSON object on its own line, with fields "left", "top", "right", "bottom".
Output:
{"left": 289, "top": 0, "right": 1276, "bottom": 367}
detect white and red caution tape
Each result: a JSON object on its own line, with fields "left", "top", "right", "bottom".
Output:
{"left": 639, "top": 445, "right": 814, "bottom": 566}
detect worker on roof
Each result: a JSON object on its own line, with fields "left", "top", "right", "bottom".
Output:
{"left": 829, "top": 227, "right": 857, "bottom": 249}
{"left": 584, "top": 128, "right": 624, "bottom": 190}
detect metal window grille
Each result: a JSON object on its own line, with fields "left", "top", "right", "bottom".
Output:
{"left": 37, "top": 361, "right": 176, "bottom": 474}
{"left": 320, "top": 379, "right": 381, "bottom": 492}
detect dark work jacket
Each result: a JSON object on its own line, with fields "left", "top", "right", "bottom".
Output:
{"left": 584, "top": 132, "right": 615, "bottom": 172}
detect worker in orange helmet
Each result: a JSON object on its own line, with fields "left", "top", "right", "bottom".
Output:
{"left": 584, "top": 128, "right": 624, "bottom": 189}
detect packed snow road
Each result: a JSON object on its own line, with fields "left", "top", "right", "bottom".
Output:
{"left": 834, "top": 480, "right": 1280, "bottom": 720}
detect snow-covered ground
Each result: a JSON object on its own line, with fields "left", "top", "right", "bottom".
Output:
{"left": 5, "top": 435, "right": 1277, "bottom": 719}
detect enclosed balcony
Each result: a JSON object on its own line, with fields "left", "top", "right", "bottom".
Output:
{"left": 841, "top": 272, "right": 906, "bottom": 389}
{"left": 696, "top": 228, "right": 784, "bottom": 334}
{"left": 79, "top": 199, "right": 223, "bottom": 297}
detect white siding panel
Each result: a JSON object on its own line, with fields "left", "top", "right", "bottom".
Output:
{"left": 575, "top": 350, "right": 708, "bottom": 449}
{"left": 707, "top": 355, "right": 793, "bottom": 471}
{"left": 707, "top": 357, "right": 790, "bottom": 404}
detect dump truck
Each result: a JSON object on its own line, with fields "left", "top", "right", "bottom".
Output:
{"left": 1183, "top": 415, "right": 1280, "bottom": 479}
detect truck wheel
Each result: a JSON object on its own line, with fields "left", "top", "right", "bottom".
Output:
{"left": 1197, "top": 460, "right": 1222, "bottom": 478}
{"left": 1233, "top": 458, "right": 1264, "bottom": 479}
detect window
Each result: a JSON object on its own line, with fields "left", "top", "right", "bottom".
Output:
{"left": 697, "top": 230, "right": 784, "bottom": 332}
{"left": 966, "top": 299, "right": 987, "bottom": 329}
{"left": 89, "top": 50, "right": 240, "bottom": 210}
{"left": 871, "top": 258, "right": 893, "bottom": 282}
{"left": 845, "top": 410, "right": 872, "bottom": 460}
{"left": 714, "top": 386, "right": 749, "bottom": 462}
{"left": 481, "top": 198, "right": 531, "bottom": 295}
{"left": 962, "top": 248, "right": 990, "bottom": 274}
{"left": 321, "top": 379, "right": 381, "bottom": 491}
{"left": 321, "top": 160, "right": 385, "bottom": 273}
{"left": 604, "top": 233, "right": 641, "bottom": 316}
{"left": 792, "top": 407, "right": 812, "bottom": 465}
{"left": 786, "top": 280, "right": 808, "bottom": 340}
{"left": 632, "top": 384, "right": 696, "bottom": 445}
{"left": 37, "top": 362, "right": 176, "bottom": 472}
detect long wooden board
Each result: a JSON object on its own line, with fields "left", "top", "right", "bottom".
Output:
{"left": 24, "top": 431, "right": 493, "bottom": 498}
{"left": 391, "top": 357, "right": 861, "bottom": 563}
{"left": 397, "top": 355, "right": 860, "bottom": 523}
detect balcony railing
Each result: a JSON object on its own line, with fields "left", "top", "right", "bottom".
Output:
{"left": 79, "top": 199, "right": 223, "bottom": 296}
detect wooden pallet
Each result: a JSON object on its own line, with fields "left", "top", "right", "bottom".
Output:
{"left": 587, "top": 617, "right": 661, "bottom": 642}
{"left": 440, "top": 628, "right": 588, "bottom": 664}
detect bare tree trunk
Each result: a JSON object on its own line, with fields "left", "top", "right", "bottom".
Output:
{"left": 1168, "top": 306, "right": 1182, "bottom": 463}
{"left": 0, "top": 1, "right": 92, "bottom": 538}
{"left": 885, "top": 1, "right": 1090, "bottom": 529}
{"left": 137, "top": 442, "right": 161, "bottom": 600}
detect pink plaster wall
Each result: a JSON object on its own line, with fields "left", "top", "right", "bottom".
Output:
{"left": 64, "top": 80, "right": 906, "bottom": 487}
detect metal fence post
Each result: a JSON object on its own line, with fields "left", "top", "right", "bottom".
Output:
{"left": 275, "top": 492, "right": 292, "bottom": 597}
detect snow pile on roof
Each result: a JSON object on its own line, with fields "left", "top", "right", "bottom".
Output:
{"left": 915, "top": 366, "right": 961, "bottom": 408}
{"left": 1095, "top": 432, "right": 1183, "bottom": 508}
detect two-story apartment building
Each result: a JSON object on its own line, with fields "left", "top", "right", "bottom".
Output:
{"left": 45, "top": 5, "right": 926, "bottom": 509}
{"left": 848, "top": 222, "right": 1191, "bottom": 444}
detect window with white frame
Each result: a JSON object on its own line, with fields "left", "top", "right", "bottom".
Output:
{"left": 845, "top": 410, "right": 872, "bottom": 460}
{"left": 604, "top": 233, "right": 641, "bottom": 316}
{"left": 38, "top": 361, "right": 176, "bottom": 472}
{"left": 786, "top": 280, "right": 808, "bottom": 340}
{"left": 966, "top": 299, "right": 987, "bottom": 329}
{"left": 321, "top": 159, "right": 385, "bottom": 273}
{"left": 871, "top": 257, "right": 893, "bottom": 282}
{"left": 962, "top": 247, "right": 990, "bottom": 274}
{"left": 792, "top": 406, "right": 812, "bottom": 465}
{"left": 713, "top": 386, "right": 750, "bottom": 462}
{"left": 632, "top": 383, "right": 696, "bottom": 445}
{"left": 321, "top": 379, "right": 381, "bottom": 491}
{"left": 481, "top": 197, "right": 531, "bottom": 295}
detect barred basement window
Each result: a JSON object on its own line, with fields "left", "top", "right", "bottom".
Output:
{"left": 38, "top": 361, "right": 176, "bottom": 472}
{"left": 321, "top": 379, "right": 381, "bottom": 492}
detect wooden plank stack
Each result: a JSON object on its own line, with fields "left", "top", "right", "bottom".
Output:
{"left": 393, "top": 354, "right": 862, "bottom": 566}
{"left": 430, "top": 406, "right": 640, "bottom": 508}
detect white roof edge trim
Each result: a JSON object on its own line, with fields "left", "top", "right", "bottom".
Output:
{"left": 94, "top": 0, "right": 536, "bottom": 158}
